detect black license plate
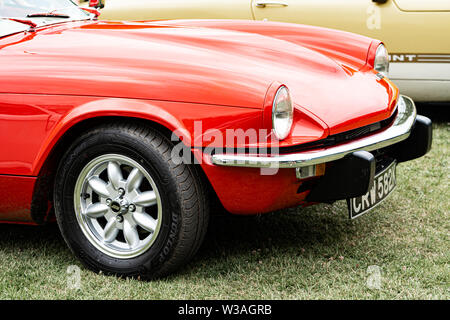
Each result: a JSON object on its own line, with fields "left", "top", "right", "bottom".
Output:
{"left": 347, "top": 161, "right": 397, "bottom": 219}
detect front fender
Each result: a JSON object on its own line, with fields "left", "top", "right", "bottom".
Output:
{"left": 32, "top": 96, "right": 262, "bottom": 176}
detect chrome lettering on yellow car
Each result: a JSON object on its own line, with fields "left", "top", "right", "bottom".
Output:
{"left": 390, "top": 54, "right": 450, "bottom": 63}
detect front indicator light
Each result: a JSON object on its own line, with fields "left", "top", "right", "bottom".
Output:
{"left": 296, "top": 163, "right": 326, "bottom": 179}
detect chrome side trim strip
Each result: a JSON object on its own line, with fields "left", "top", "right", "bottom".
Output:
{"left": 211, "top": 95, "right": 416, "bottom": 168}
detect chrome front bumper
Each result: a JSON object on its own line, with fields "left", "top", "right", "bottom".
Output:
{"left": 211, "top": 95, "right": 417, "bottom": 168}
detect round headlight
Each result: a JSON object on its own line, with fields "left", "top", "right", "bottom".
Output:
{"left": 374, "top": 44, "right": 389, "bottom": 78}
{"left": 272, "top": 86, "right": 293, "bottom": 140}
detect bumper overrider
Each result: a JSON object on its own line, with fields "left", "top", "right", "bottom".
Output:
{"left": 211, "top": 95, "right": 432, "bottom": 203}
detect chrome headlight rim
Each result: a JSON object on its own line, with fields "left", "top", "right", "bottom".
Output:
{"left": 374, "top": 44, "right": 390, "bottom": 78}
{"left": 272, "top": 85, "right": 294, "bottom": 140}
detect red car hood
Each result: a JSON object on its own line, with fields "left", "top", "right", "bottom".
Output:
{"left": 0, "top": 20, "right": 397, "bottom": 135}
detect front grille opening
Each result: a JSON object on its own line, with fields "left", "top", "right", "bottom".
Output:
{"left": 280, "top": 108, "right": 398, "bottom": 154}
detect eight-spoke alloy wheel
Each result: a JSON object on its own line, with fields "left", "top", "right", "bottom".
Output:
{"left": 74, "top": 154, "right": 162, "bottom": 259}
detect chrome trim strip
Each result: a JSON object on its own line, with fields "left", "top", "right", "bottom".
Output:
{"left": 211, "top": 95, "right": 417, "bottom": 168}
{"left": 255, "top": 1, "right": 289, "bottom": 8}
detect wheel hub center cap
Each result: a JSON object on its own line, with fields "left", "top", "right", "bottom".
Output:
{"left": 110, "top": 201, "right": 121, "bottom": 213}
{"left": 110, "top": 198, "right": 129, "bottom": 214}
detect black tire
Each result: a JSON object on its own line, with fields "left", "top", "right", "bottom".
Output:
{"left": 54, "top": 122, "right": 209, "bottom": 279}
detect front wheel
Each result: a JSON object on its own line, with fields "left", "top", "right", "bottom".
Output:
{"left": 54, "top": 123, "right": 209, "bottom": 279}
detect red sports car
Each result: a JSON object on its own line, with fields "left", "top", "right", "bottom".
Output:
{"left": 0, "top": 0, "right": 432, "bottom": 278}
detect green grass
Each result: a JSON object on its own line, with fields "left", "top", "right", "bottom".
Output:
{"left": 0, "top": 122, "right": 448, "bottom": 300}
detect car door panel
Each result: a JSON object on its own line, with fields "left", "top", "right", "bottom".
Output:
{"left": 251, "top": 0, "right": 450, "bottom": 54}
{"left": 98, "top": 0, "right": 254, "bottom": 21}
{"left": 393, "top": 0, "right": 450, "bottom": 12}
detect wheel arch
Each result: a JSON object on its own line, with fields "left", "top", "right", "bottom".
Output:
{"left": 30, "top": 113, "right": 191, "bottom": 225}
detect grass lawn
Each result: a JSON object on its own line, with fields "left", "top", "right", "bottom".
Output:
{"left": 0, "top": 109, "right": 448, "bottom": 300}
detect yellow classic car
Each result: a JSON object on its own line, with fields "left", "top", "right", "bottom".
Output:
{"left": 80, "top": 0, "right": 450, "bottom": 102}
